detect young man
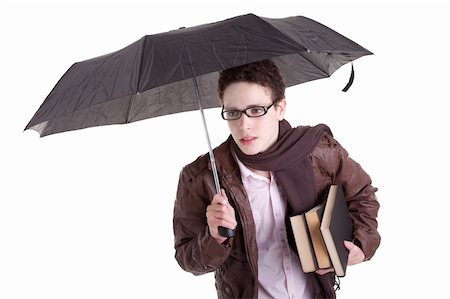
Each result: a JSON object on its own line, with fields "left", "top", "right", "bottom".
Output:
{"left": 173, "top": 59, "right": 380, "bottom": 298}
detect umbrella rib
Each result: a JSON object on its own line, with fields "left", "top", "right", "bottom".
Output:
{"left": 259, "top": 17, "right": 330, "bottom": 76}
{"left": 125, "top": 92, "right": 137, "bottom": 124}
{"left": 296, "top": 51, "right": 330, "bottom": 77}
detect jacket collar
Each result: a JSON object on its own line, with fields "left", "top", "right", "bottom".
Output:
{"left": 208, "top": 136, "right": 241, "bottom": 184}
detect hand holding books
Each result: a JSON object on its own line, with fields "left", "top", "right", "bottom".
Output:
{"left": 314, "top": 240, "right": 365, "bottom": 275}
{"left": 343, "top": 240, "right": 365, "bottom": 266}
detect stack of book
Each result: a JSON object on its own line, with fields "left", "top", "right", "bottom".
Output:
{"left": 290, "top": 185, "right": 353, "bottom": 277}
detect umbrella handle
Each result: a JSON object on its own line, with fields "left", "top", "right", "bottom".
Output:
{"left": 218, "top": 226, "right": 235, "bottom": 238}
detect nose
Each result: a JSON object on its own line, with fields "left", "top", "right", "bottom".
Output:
{"left": 239, "top": 113, "right": 253, "bottom": 130}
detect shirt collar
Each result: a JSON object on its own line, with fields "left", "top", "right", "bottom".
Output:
{"left": 233, "top": 152, "right": 271, "bottom": 183}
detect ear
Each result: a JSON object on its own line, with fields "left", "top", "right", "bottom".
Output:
{"left": 275, "top": 98, "right": 286, "bottom": 120}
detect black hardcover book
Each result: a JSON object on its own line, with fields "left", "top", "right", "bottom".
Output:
{"left": 320, "top": 185, "right": 353, "bottom": 277}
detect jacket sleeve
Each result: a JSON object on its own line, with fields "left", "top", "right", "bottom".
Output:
{"left": 173, "top": 164, "right": 232, "bottom": 275}
{"left": 315, "top": 134, "right": 381, "bottom": 260}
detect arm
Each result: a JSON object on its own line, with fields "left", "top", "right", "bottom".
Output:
{"left": 316, "top": 134, "right": 381, "bottom": 260}
{"left": 173, "top": 165, "right": 233, "bottom": 275}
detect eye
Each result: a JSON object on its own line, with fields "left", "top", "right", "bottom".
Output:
{"left": 248, "top": 107, "right": 265, "bottom": 116}
{"left": 225, "top": 110, "right": 240, "bottom": 118}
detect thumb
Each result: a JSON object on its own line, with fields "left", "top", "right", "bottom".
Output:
{"left": 344, "top": 240, "right": 354, "bottom": 250}
{"left": 220, "top": 189, "right": 228, "bottom": 201}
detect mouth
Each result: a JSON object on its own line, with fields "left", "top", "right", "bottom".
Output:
{"left": 240, "top": 137, "right": 257, "bottom": 145}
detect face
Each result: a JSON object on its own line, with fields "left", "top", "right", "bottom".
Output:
{"left": 222, "top": 82, "right": 286, "bottom": 155}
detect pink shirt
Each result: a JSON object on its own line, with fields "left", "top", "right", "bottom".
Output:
{"left": 235, "top": 156, "right": 313, "bottom": 299}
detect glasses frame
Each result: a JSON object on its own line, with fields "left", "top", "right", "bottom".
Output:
{"left": 221, "top": 99, "right": 280, "bottom": 120}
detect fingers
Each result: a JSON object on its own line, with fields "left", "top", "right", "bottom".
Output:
{"left": 209, "top": 189, "right": 234, "bottom": 221}
{"left": 344, "top": 240, "right": 366, "bottom": 265}
{"left": 206, "top": 204, "right": 237, "bottom": 228}
{"left": 344, "top": 240, "right": 354, "bottom": 250}
{"left": 211, "top": 189, "right": 229, "bottom": 205}
{"left": 206, "top": 189, "right": 237, "bottom": 243}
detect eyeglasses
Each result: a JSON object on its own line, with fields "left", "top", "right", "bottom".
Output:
{"left": 221, "top": 101, "right": 279, "bottom": 120}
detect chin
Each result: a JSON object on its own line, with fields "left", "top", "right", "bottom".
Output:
{"left": 239, "top": 146, "right": 260, "bottom": 156}
{"left": 242, "top": 151, "right": 257, "bottom": 156}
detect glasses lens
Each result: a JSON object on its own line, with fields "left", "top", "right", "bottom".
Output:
{"left": 222, "top": 110, "right": 241, "bottom": 120}
{"left": 246, "top": 106, "right": 267, "bottom": 117}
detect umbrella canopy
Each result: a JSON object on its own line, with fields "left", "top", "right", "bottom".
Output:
{"left": 25, "top": 13, "right": 371, "bottom": 137}
{"left": 24, "top": 13, "right": 372, "bottom": 237}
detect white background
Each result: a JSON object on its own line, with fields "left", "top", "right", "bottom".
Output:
{"left": 1, "top": 0, "right": 449, "bottom": 298}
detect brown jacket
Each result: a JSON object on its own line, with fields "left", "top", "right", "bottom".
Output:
{"left": 173, "top": 132, "right": 380, "bottom": 299}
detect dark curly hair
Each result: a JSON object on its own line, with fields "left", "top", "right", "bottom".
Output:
{"left": 217, "top": 59, "right": 286, "bottom": 103}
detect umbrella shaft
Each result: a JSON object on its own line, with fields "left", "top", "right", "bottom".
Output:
{"left": 198, "top": 103, "right": 221, "bottom": 195}
{"left": 185, "top": 46, "right": 235, "bottom": 238}
{"left": 185, "top": 44, "right": 221, "bottom": 195}
{"left": 208, "top": 143, "right": 221, "bottom": 195}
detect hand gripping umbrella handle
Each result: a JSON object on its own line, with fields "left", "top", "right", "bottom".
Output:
{"left": 185, "top": 44, "right": 235, "bottom": 238}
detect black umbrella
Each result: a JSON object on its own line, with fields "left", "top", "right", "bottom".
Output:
{"left": 25, "top": 13, "right": 371, "bottom": 235}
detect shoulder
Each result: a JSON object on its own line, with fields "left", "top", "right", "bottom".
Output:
{"left": 177, "top": 139, "right": 235, "bottom": 200}
{"left": 176, "top": 153, "right": 213, "bottom": 201}
{"left": 313, "top": 124, "right": 347, "bottom": 154}
{"left": 179, "top": 138, "right": 234, "bottom": 184}
{"left": 180, "top": 152, "right": 210, "bottom": 182}
{"left": 309, "top": 125, "right": 348, "bottom": 171}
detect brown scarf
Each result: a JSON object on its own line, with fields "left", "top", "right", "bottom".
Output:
{"left": 231, "top": 119, "right": 331, "bottom": 214}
